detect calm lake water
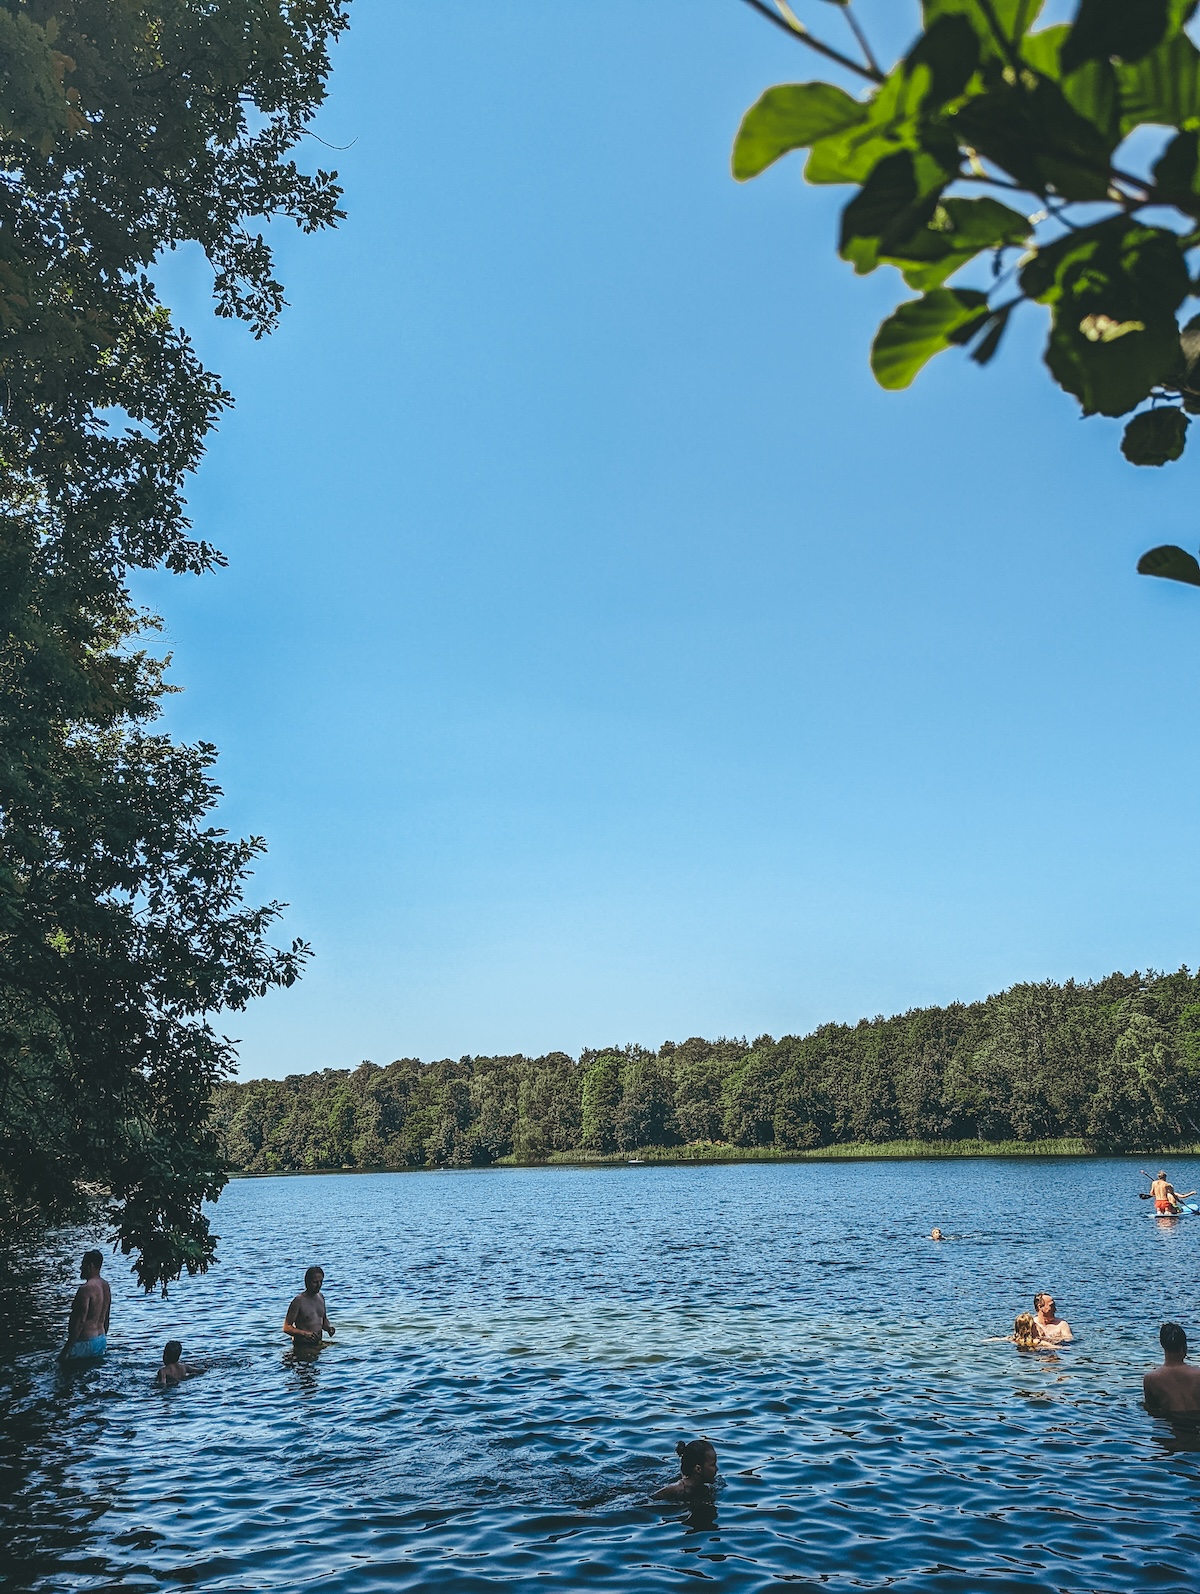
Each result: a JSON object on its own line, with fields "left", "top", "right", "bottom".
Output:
{"left": 3, "top": 1158, "right": 1200, "bottom": 1592}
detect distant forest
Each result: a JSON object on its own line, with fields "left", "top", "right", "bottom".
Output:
{"left": 212, "top": 969, "right": 1200, "bottom": 1171}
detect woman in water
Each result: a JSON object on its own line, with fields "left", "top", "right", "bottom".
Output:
{"left": 653, "top": 1439, "right": 718, "bottom": 1500}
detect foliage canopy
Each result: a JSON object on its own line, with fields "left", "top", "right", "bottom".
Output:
{"left": 734, "top": 0, "right": 1200, "bottom": 585}
{"left": 214, "top": 967, "right": 1200, "bottom": 1171}
{"left": 0, "top": 1, "right": 347, "bottom": 1291}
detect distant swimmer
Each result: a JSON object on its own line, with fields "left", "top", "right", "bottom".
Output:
{"left": 1149, "top": 1171, "right": 1196, "bottom": 1215}
{"left": 59, "top": 1249, "right": 110, "bottom": 1363}
{"left": 652, "top": 1439, "right": 718, "bottom": 1501}
{"left": 1144, "top": 1322, "right": 1200, "bottom": 1418}
{"left": 1032, "top": 1291, "right": 1072, "bottom": 1344}
{"left": 1012, "top": 1312, "right": 1041, "bottom": 1349}
{"left": 155, "top": 1340, "right": 204, "bottom": 1387}
{"left": 930, "top": 1228, "right": 944, "bottom": 1241}
{"left": 283, "top": 1266, "right": 335, "bottom": 1347}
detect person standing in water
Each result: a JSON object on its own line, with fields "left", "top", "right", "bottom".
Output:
{"left": 283, "top": 1266, "right": 335, "bottom": 1347}
{"left": 59, "top": 1249, "right": 111, "bottom": 1362}
{"left": 1144, "top": 1323, "right": 1200, "bottom": 1418}
{"left": 1032, "top": 1292, "right": 1072, "bottom": 1344}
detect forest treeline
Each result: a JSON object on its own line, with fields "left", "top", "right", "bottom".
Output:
{"left": 213, "top": 968, "right": 1200, "bottom": 1172}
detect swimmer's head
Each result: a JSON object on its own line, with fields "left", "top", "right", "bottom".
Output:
{"left": 163, "top": 1341, "right": 182, "bottom": 1365}
{"left": 1161, "top": 1322, "right": 1188, "bottom": 1355}
{"left": 675, "top": 1439, "right": 717, "bottom": 1484}
{"left": 1013, "top": 1313, "right": 1039, "bottom": 1348}
{"left": 81, "top": 1248, "right": 103, "bottom": 1277}
{"left": 1033, "top": 1292, "right": 1055, "bottom": 1314}
{"left": 930, "top": 1228, "right": 943, "bottom": 1240}
{"left": 304, "top": 1266, "right": 324, "bottom": 1292}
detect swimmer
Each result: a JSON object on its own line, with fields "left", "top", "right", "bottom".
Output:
{"left": 155, "top": 1340, "right": 204, "bottom": 1386}
{"left": 930, "top": 1228, "right": 943, "bottom": 1241}
{"left": 283, "top": 1266, "right": 335, "bottom": 1346}
{"left": 1032, "top": 1292, "right": 1072, "bottom": 1344}
{"left": 652, "top": 1439, "right": 718, "bottom": 1501}
{"left": 1144, "top": 1323, "right": 1200, "bottom": 1417}
{"left": 59, "top": 1248, "right": 111, "bottom": 1363}
{"left": 1012, "top": 1312, "right": 1041, "bottom": 1349}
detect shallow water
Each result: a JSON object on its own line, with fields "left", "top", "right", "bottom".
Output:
{"left": 3, "top": 1159, "right": 1200, "bottom": 1591}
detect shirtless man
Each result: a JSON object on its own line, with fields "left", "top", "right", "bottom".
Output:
{"left": 154, "top": 1340, "right": 204, "bottom": 1387}
{"left": 1033, "top": 1291, "right": 1072, "bottom": 1344}
{"left": 59, "top": 1249, "right": 111, "bottom": 1362}
{"left": 1144, "top": 1322, "right": 1200, "bottom": 1417}
{"left": 283, "top": 1266, "right": 335, "bottom": 1347}
{"left": 1149, "top": 1171, "right": 1196, "bottom": 1215}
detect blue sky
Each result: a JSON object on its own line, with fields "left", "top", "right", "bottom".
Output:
{"left": 142, "top": 1, "right": 1200, "bottom": 1080}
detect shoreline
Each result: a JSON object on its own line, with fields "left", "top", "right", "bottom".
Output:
{"left": 224, "top": 1138, "right": 1200, "bottom": 1177}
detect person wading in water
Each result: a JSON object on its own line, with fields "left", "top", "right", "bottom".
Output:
{"left": 59, "top": 1249, "right": 111, "bottom": 1363}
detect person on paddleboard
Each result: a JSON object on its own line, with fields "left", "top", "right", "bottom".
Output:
{"left": 1148, "top": 1171, "right": 1196, "bottom": 1215}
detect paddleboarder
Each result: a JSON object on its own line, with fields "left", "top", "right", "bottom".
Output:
{"left": 1148, "top": 1171, "right": 1196, "bottom": 1215}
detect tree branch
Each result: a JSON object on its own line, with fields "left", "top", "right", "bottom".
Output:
{"left": 736, "top": 0, "right": 884, "bottom": 83}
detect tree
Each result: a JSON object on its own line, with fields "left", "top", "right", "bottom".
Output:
{"left": 734, "top": 0, "right": 1200, "bottom": 587}
{"left": 1, "top": 1, "right": 348, "bottom": 1291}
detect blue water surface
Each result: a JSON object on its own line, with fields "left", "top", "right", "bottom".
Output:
{"left": 3, "top": 1158, "right": 1200, "bottom": 1592}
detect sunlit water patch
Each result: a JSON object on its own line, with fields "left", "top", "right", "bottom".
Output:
{"left": 4, "top": 1160, "right": 1200, "bottom": 1590}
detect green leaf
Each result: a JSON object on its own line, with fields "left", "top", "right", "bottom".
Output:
{"left": 906, "top": 14, "right": 980, "bottom": 110}
{"left": 870, "top": 288, "right": 990, "bottom": 389}
{"left": 1062, "top": 0, "right": 1191, "bottom": 75}
{"left": 732, "top": 83, "right": 867, "bottom": 181}
{"left": 891, "top": 196, "right": 1032, "bottom": 290}
{"left": 1021, "top": 26, "right": 1122, "bottom": 146}
{"left": 1137, "top": 544, "right": 1200, "bottom": 584}
{"left": 1116, "top": 33, "right": 1200, "bottom": 134}
{"left": 1028, "top": 221, "right": 1189, "bottom": 415}
{"left": 1121, "top": 407, "right": 1189, "bottom": 464}
{"left": 839, "top": 149, "right": 951, "bottom": 276}
{"left": 921, "top": 0, "right": 1045, "bottom": 54}
{"left": 804, "top": 65, "right": 924, "bottom": 185}
{"left": 951, "top": 75, "right": 1115, "bottom": 198}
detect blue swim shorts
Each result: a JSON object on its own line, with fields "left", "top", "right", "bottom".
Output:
{"left": 66, "top": 1335, "right": 107, "bottom": 1360}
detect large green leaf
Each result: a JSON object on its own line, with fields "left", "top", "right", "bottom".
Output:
{"left": 892, "top": 196, "right": 1032, "bottom": 289}
{"left": 804, "top": 64, "right": 926, "bottom": 185}
{"left": 906, "top": 14, "right": 980, "bottom": 110}
{"left": 1137, "top": 544, "right": 1200, "bottom": 584}
{"left": 1021, "top": 26, "right": 1121, "bottom": 148}
{"left": 870, "top": 287, "right": 990, "bottom": 388}
{"left": 922, "top": 0, "right": 1044, "bottom": 53}
{"left": 1121, "top": 406, "right": 1189, "bottom": 464}
{"left": 732, "top": 83, "right": 868, "bottom": 181}
{"left": 951, "top": 75, "right": 1114, "bottom": 198}
{"left": 1116, "top": 33, "right": 1200, "bottom": 133}
{"left": 1061, "top": 0, "right": 1192, "bottom": 75}
{"left": 839, "top": 149, "right": 950, "bottom": 275}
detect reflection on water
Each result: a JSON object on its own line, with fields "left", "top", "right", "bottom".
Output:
{"left": 3, "top": 1158, "right": 1200, "bottom": 1591}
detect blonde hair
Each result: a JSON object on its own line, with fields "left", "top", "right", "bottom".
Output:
{"left": 1013, "top": 1312, "right": 1040, "bottom": 1348}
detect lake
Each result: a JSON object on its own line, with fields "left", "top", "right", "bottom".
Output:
{"left": 3, "top": 1158, "right": 1200, "bottom": 1592}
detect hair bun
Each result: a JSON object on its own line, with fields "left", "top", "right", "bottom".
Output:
{"left": 674, "top": 1441, "right": 686, "bottom": 1457}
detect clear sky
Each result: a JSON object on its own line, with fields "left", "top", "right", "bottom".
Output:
{"left": 140, "top": 0, "right": 1200, "bottom": 1080}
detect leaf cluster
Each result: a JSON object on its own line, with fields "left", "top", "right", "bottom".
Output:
{"left": 734, "top": 0, "right": 1200, "bottom": 584}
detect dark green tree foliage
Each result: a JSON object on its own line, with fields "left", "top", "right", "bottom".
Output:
{"left": 734, "top": 0, "right": 1200, "bottom": 585}
{"left": 1, "top": 2, "right": 347, "bottom": 1291}
{"left": 213, "top": 967, "right": 1200, "bottom": 1170}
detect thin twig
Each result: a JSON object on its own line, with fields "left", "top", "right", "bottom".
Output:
{"left": 736, "top": 0, "right": 884, "bottom": 83}
{"left": 841, "top": 3, "right": 883, "bottom": 79}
